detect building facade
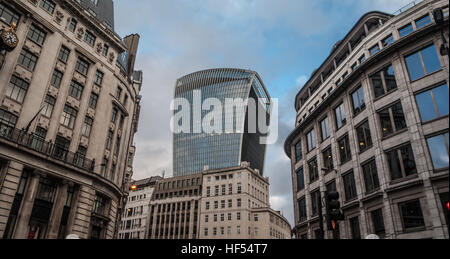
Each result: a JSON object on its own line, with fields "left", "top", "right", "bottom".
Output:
{"left": 0, "top": 0, "right": 142, "bottom": 239}
{"left": 284, "top": 0, "right": 449, "bottom": 239}
{"left": 146, "top": 164, "right": 291, "bottom": 239}
{"left": 118, "top": 176, "right": 161, "bottom": 239}
{"left": 173, "top": 68, "right": 271, "bottom": 177}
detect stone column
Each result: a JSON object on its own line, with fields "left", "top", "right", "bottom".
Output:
{"left": 46, "top": 182, "right": 69, "bottom": 239}
{"left": 12, "top": 172, "right": 41, "bottom": 239}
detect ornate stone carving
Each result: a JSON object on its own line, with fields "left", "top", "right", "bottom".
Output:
{"left": 76, "top": 27, "right": 84, "bottom": 39}
{"left": 108, "top": 52, "right": 115, "bottom": 63}
{"left": 55, "top": 10, "right": 64, "bottom": 24}
{"left": 96, "top": 42, "right": 103, "bottom": 53}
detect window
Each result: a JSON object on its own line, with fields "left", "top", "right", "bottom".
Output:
{"left": 84, "top": 30, "right": 96, "bottom": 46}
{"left": 68, "top": 18, "right": 77, "bottom": 32}
{"left": 296, "top": 168, "right": 305, "bottom": 191}
{"left": 58, "top": 46, "right": 70, "bottom": 63}
{"left": 75, "top": 58, "right": 89, "bottom": 76}
{"left": 308, "top": 158, "right": 319, "bottom": 183}
{"left": 0, "top": 3, "right": 20, "bottom": 25}
{"left": 237, "top": 199, "right": 241, "bottom": 207}
{"left": 237, "top": 212, "right": 241, "bottom": 221}
{"left": 116, "top": 87, "right": 123, "bottom": 100}
{"left": 362, "top": 159, "right": 380, "bottom": 194}
{"left": 370, "top": 64, "right": 397, "bottom": 99}
{"left": 405, "top": 44, "right": 441, "bottom": 81}
{"left": 326, "top": 180, "right": 337, "bottom": 193}
{"left": 30, "top": 127, "right": 47, "bottom": 151}
{"left": 306, "top": 128, "right": 316, "bottom": 152}
{"left": 426, "top": 132, "right": 449, "bottom": 170}
{"left": 69, "top": 81, "right": 84, "bottom": 100}
{"left": 50, "top": 69, "right": 63, "bottom": 88}
{"left": 382, "top": 34, "right": 394, "bottom": 47}
{"left": 386, "top": 144, "right": 417, "bottom": 181}
{"left": 298, "top": 197, "right": 307, "bottom": 222}
{"left": 399, "top": 23, "right": 413, "bottom": 37}
{"left": 415, "top": 14, "right": 431, "bottom": 29}
{"left": 351, "top": 86, "right": 366, "bottom": 116}
{"left": 338, "top": 135, "right": 352, "bottom": 164}
{"left": 356, "top": 121, "right": 372, "bottom": 152}
{"left": 343, "top": 171, "right": 357, "bottom": 201}
{"left": 6, "top": 75, "right": 29, "bottom": 103}
{"left": 82, "top": 116, "right": 93, "bottom": 137}
{"left": 322, "top": 147, "right": 334, "bottom": 173}
{"left": 349, "top": 217, "right": 361, "bottom": 239}
{"left": 334, "top": 102, "right": 347, "bottom": 129}
{"left": 74, "top": 146, "right": 87, "bottom": 167}
{"left": 102, "top": 44, "right": 109, "bottom": 56}
{"left": 105, "top": 130, "right": 113, "bottom": 150}
{"left": 41, "top": 95, "right": 56, "bottom": 118}
{"left": 295, "top": 141, "right": 303, "bottom": 162}
{"left": 399, "top": 200, "right": 425, "bottom": 230}
{"left": 18, "top": 49, "right": 38, "bottom": 71}
{"left": 0, "top": 109, "right": 18, "bottom": 136}
{"left": 311, "top": 190, "right": 321, "bottom": 217}
{"left": 369, "top": 44, "right": 380, "bottom": 56}
{"left": 27, "top": 24, "right": 46, "bottom": 45}
{"left": 89, "top": 93, "right": 99, "bottom": 109}
{"left": 94, "top": 70, "right": 104, "bottom": 85}
{"left": 320, "top": 117, "right": 330, "bottom": 141}
{"left": 40, "top": 0, "right": 55, "bottom": 14}
{"left": 379, "top": 102, "right": 407, "bottom": 138}
{"left": 415, "top": 83, "right": 449, "bottom": 122}
{"left": 93, "top": 195, "right": 108, "bottom": 216}
{"left": 371, "top": 209, "right": 386, "bottom": 237}
{"left": 237, "top": 183, "right": 242, "bottom": 194}
{"left": 359, "top": 55, "right": 366, "bottom": 64}
{"left": 215, "top": 186, "right": 219, "bottom": 196}
{"left": 60, "top": 105, "right": 77, "bottom": 129}
{"left": 111, "top": 108, "right": 118, "bottom": 123}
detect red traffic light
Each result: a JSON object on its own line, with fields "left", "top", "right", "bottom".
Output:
{"left": 130, "top": 185, "right": 137, "bottom": 191}
{"left": 446, "top": 201, "right": 449, "bottom": 211}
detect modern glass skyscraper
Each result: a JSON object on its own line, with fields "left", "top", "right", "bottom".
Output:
{"left": 173, "top": 68, "right": 271, "bottom": 177}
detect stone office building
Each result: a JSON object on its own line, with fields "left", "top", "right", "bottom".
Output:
{"left": 0, "top": 0, "right": 142, "bottom": 239}
{"left": 284, "top": 0, "right": 449, "bottom": 239}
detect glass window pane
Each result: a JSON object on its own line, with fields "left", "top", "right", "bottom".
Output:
{"left": 405, "top": 52, "right": 425, "bottom": 81}
{"left": 387, "top": 149, "right": 402, "bottom": 181}
{"left": 421, "top": 45, "right": 441, "bottom": 75}
{"left": 416, "top": 91, "right": 437, "bottom": 122}
{"left": 384, "top": 65, "right": 398, "bottom": 93}
{"left": 371, "top": 73, "right": 385, "bottom": 98}
{"left": 427, "top": 134, "right": 449, "bottom": 169}
{"left": 401, "top": 145, "right": 417, "bottom": 176}
{"left": 433, "top": 84, "right": 449, "bottom": 117}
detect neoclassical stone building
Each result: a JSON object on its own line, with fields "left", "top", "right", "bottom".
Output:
{"left": 284, "top": 0, "right": 449, "bottom": 239}
{"left": 0, "top": 0, "right": 142, "bottom": 239}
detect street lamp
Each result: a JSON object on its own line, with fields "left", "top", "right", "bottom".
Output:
{"left": 433, "top": 8, "right": 449, "bottom": 56}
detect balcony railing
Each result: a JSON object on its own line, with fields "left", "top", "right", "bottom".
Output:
{"left": 0, "top": 122, "right": 95, "bottom": 172}
{"left": 393, "top": 0, "right": 425, "bottom": 16}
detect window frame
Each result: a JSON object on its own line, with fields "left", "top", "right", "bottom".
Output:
{"left": 378, "top": 101, "right": 407, "bottom": 139}
{"left": 404, "top": 43, "right": 442, "bottom": 82}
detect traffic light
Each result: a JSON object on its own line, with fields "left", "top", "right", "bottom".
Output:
{"left": 130, "top": 185, "right": 137, "bottom": 191}
{"left": 326, "top": 191, "right": 344, "bottom": 231}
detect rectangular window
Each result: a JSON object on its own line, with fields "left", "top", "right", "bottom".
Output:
{"left": 18, "top": 49, "right": 38, "bottom": 71}
{"left": 60, "top": 105, "right": 77, "bottom": 129}
{"left": 334, "top": 102, "right": 347, "bottom": 130}
{"left": 405, "top": 44, "right": 441, "bottom": 81}
{"left": 69, "top": 81, "right": 84, "bottom": 100}
{"left": 82, "top": 116, "right": 93, "bottom": 137}
{"left": 343, "top": 171, "right": 357, "bottom": 201}
{"left": 111, "top": 108, "right": 118, "bottom": 123}
{"left": 399, "top": 23, "right": 413, "bottom": 37}
{"left": 370, "top": 64, "right": 397, "bottom": 99}
{"left": 359, "top": 55, "right": 366, "bottom": 64}
{"left": 58, "top": 46, "right": 70, "bottom": 63}
{"left": 426, "top": 132, "right": 449, "bottom": 170}
{"left": 338, "top": 135, "right": 352, "bottom": 165}
{"left": 296, "top": 168, "right": 305, "bottom": 191}
{"left": 298, "top": 197, "right": 307, "bottom": 222}
{"left": 295, "top": 141, "right": 303, "bottom": 162}
{"left": 89, "top": 92, "right": 99, "bottom": 109}
{"left": 27, "top": 24, "right": 47, "bottom": 45}
{"left": 378, "top": 102, "right": 407, "bottom": 138}
{"left": 68, "top": 18, "right": 77, "bottom": 32}
{"left": 84, "top": 30, "right": 96, "bottom": 46}
{"left": 75, "top": 58, "right": 89, "bottom": 76}
{"left": 362, "top": 159, "right": 380, "bottom": 194}
{"left": 94, "top": 70, "right": 104, "bottom": 86}
{"left": 0, "top": 109, "right": 18, "bottom": 136}
{"left": 306, "top": 128, "right": 316, "bottom": 152}
{"left": 415, "top": 83, "right": 449, "bottom": 122}
{"left": 6, "top": 75, "right": 29, "bottom": 103}
{"left": 102, "top": 44, "right": 109, "bottom": 56}
{"left": 30, "top": 127, "right": 47, "bottom": 151}
{"left": 371, "top": 209, "right": 386, "bottom": 237}
{"left": 349, "top": 217, "right": 361, "bottom": 239}
{"left": 105, "top": 130, "right": 113, "bottom": 150}
{"left": 351, "top": 86, "right": 366, "bottom": 116}
{"left": 311, "top": 190, "right": 321, "bottom": 217}
{"left": 0, "top": 3, "right": 20, "bottom": 25}
{"left": 386, "top": 144, "right": 417, "bottom": 181}
{"left": 308, "top": 157, "right": 319, "bottom": 183}
{"left": 50, "top": 69, "right": 63, "bottom": 88}
{"left": 320, "top": 117, "right": 330, "bottom": 141}
{"left": 40, "top": 0, "right": 56, "bottom": 14}
{"left": 415, "top": 14, "right": 431, "bottom": 29}
{"left": 41, "top": 95, "right": 56, "bottom": 118}
{"left": 356, "top": 120, "right": 372, "bottom": 152}
{"left": 116, "top": 87, "right": 123, "bottom": 100}
{"left": 93, "top": 195, "right": 108, "bottom": 216}
{"left": 382, "top": 34, "right": 394, "bottom": 47}
{"left": 369, "top": 44, "right": 380, "bottom": 56}
{"left": 399, "top": 200, "right": 425, "bottom": 230}
{"left": 322, "top": 147, "right": 334, "bottom": 173}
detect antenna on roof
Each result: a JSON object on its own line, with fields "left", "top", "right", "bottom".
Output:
{"left": 162, "top": 170, "right": 165, "bottom": 179}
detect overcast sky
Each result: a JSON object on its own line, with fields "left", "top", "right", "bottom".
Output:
{"left": 114, "top": 0, "right": 417, "bottom": 227}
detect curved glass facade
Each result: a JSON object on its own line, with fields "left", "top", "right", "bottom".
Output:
{"left": 173, "top": 68, "right": 270, "bottom": 177}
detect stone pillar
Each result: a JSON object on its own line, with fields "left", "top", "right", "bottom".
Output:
{"left": 46, "top": 182, "right": 69, "bottom": 239}
{"left": 12, "top": 172, "right": 41, "bottom": 239}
